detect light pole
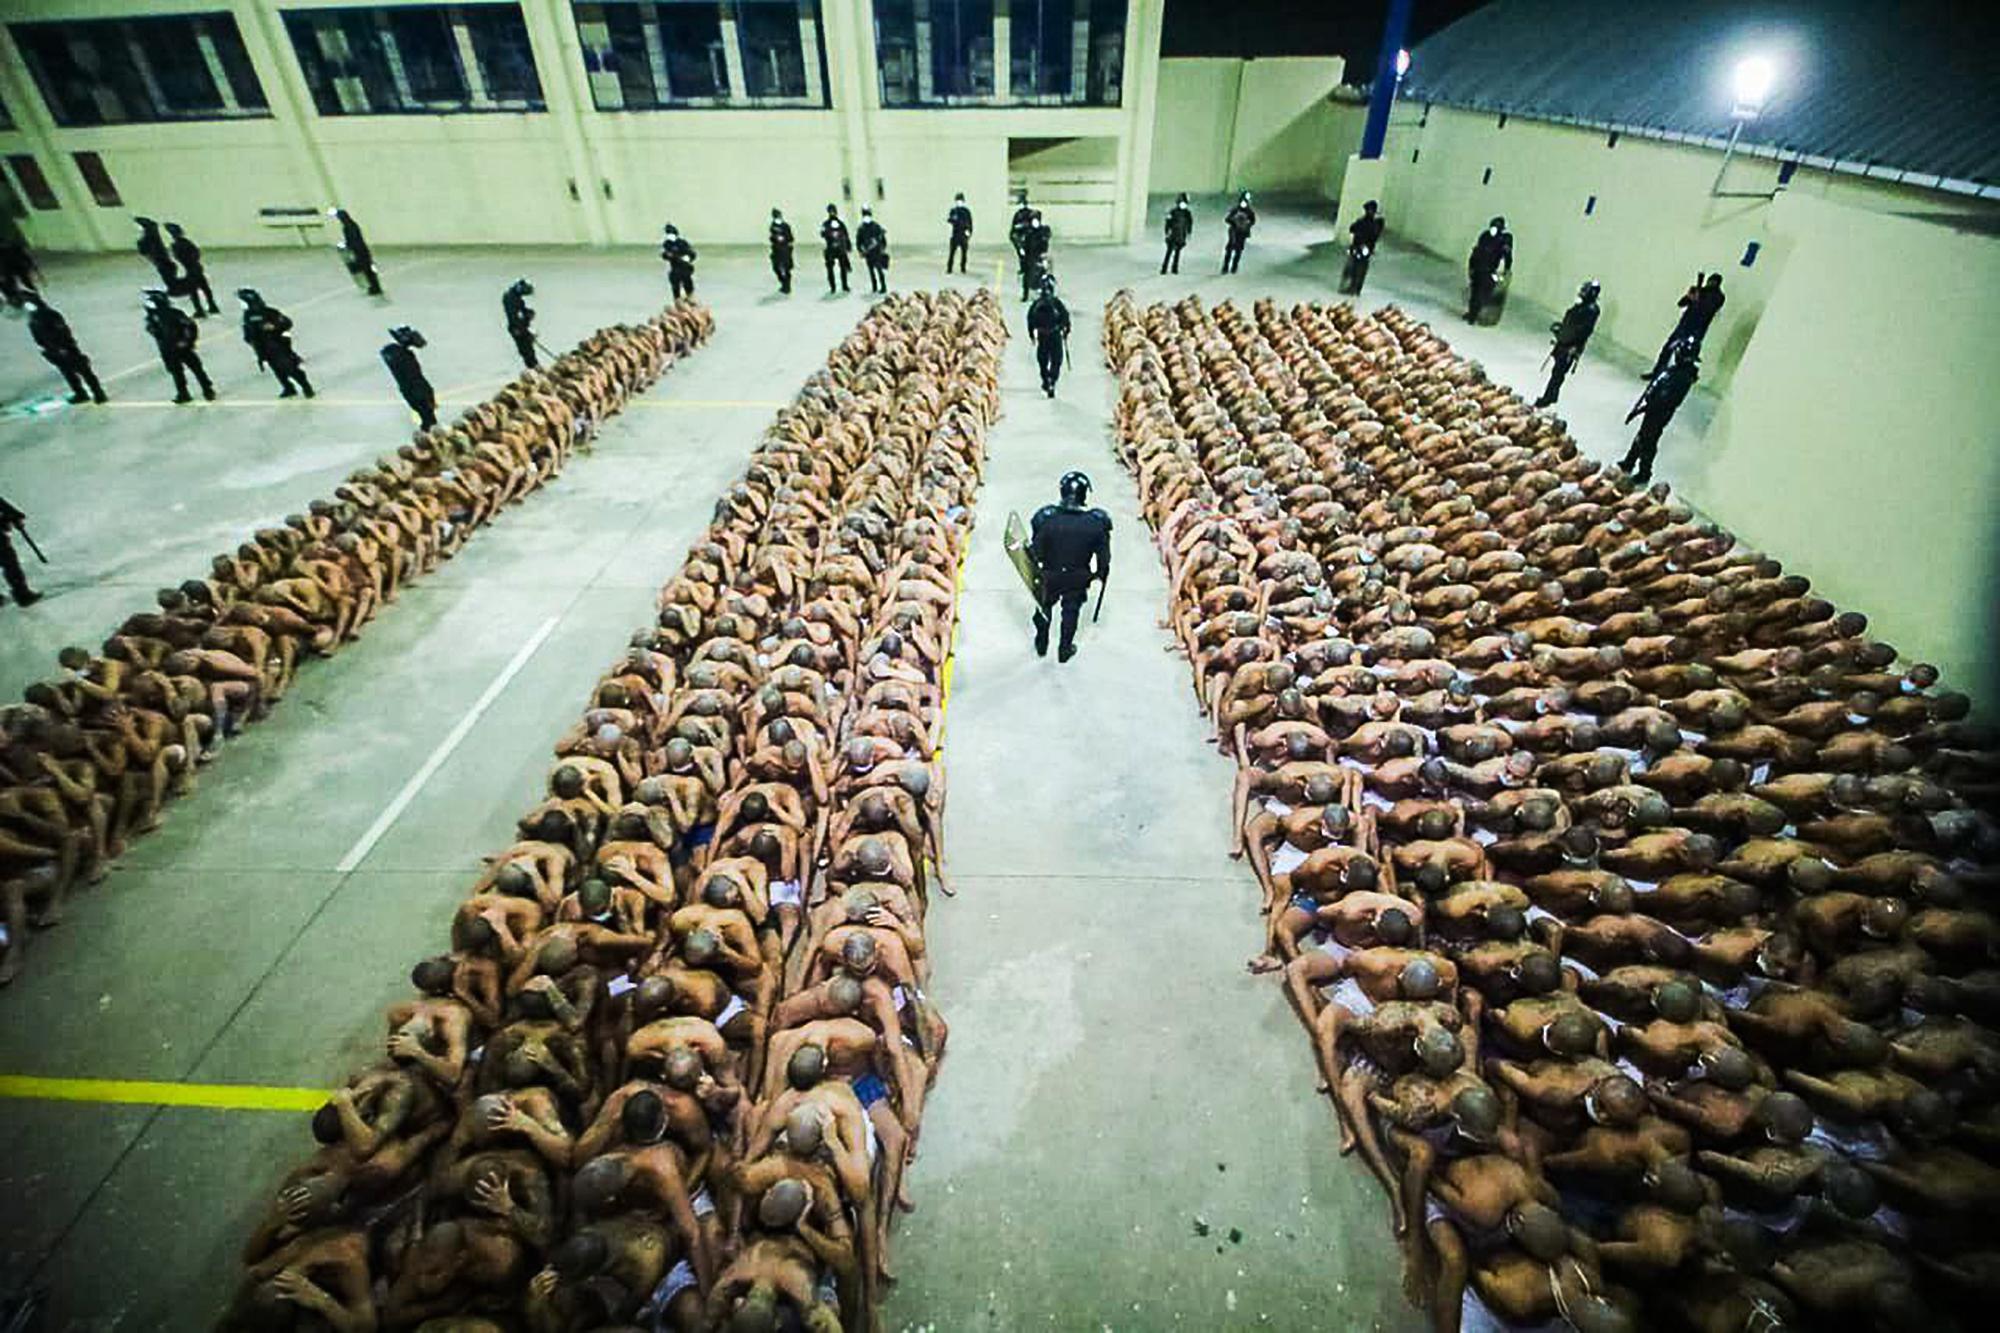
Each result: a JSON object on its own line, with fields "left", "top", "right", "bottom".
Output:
{"left": 1712, "top": 55, "right": 1776, "bottom": 195}
{"left": 1359, "top": 0, "right": 1415, "bottom": 160}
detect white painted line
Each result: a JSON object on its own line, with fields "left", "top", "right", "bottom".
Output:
{"left": 333, "top": 614, "right": 560, "bottom": 873}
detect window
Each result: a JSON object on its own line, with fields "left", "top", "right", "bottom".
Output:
{"left": 570, "top": 2, "right": 827, "bottom": 110}
{"left": 73, "top": 152, "right": 122, "bottom": 207}
{"left": 11, "top": 13, "right": 270, "bottom": 126}
{"left": 283, "top": 4, "right": 545, "bottom": 115}
{"left": 878, "top": 0, "right": 1121, "bottom": 107}
{"left": 6, "top": 155, "right": 60, "bottom": 211}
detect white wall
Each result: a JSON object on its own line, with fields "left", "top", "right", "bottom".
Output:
{"left": 0, "top": 0, "right": 1167, "bottom": 251}
{"left": 1687, "top": 194, "right": 2000, "bottom": 702}
{"left": 1147, "top": 55, "right": 1344, "bottom": 198}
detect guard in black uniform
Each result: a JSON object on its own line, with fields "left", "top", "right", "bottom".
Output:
{"left": 1009, "top": 192, "right": 1035, "bottom": 269}
{"left": 26, "top": 297, "right": 106, "bottom": 404}
{"left": 331, "top": 207, "right": 383, "bottom": 295}
{"left": 382, "top": 326, "right": 437, "bottom": 431}
{"left": 1620, "top": 338, "right": 1699, "bottom": 485}
{"left": 144, "top": 289, "right": 215, "bottom": 403}
{"left": 1341, "top": 200, "right": 1384, "bottom": 295}
{"left": 165, "top": 222, "right": 219, "bottom": 315}
{"left": 946, "top": 193, "right": 973, "bottom": 273}
{"left": 1161, "top": 193, "right": 1193, "bottom": 274}
{"left": 821, "top": 205, "right": 852, "bottom": 294}
{"left": 1025, "top": 273, "right": 1070, "bottom": 397}
{"left": 238, "top": 288, "right": 313, "bottom": 398}
{"left": 769, "top": 209, "right": 795, "bottom": 293}
{"left": 1221, "top": 192, "right": 1256, "bottom": 273}
{"left": 135, "top": 217, "right": 176, "bottom": 286}
{"left": 1019, "top": 210, "right": 1051, "bottom": 301}
{"left": 502, "top": 278, "right": 538, "bottom": 368}
{"left": 0, "top": 494, "right": 42, "bottom": 607}
{"left": 1029, "top": 471, "right": 1111, "bottom": 661}
{"left": 1465, "top": 215, "right": 1513, "bottom": 322}
{"left": 856, "top": 208, "right": 889, "bottom": 294}
{"left": 1536, "top": 279, "right": 1600, "bottom": 408}
{"left": 660, "top": 225, "right": 697, "bottom": 299}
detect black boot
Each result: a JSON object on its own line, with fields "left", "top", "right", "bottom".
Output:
{"left": 1032, "top": 612, "right": 1049, "bottom": 657}
{"left": 1057, "top": 641, "right": 1077, "bottom": 663}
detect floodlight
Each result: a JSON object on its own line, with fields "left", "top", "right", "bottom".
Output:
{"left": 1396, "top": 49, "right": 1411, "bottom": 78}
{"left": 1732, "top": 55, "right": 1774, "bottom": 118}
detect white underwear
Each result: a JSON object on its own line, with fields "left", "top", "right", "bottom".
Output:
{"left": 1270, "top": 842, "right": 1310, "bottom": 876}
{"left": 716, "top": 993, "right": 748, "bottom": 1026}
{"left": 693, "top": 1186, "right": 716, "bottom": 1217}
{"left": 770, "top": 879, "right": 804, "bottom": 907}
{"left": 606, "top": 974, "right": 637, "bottom": 998}
{"left": 1329, "top": 976, "right": 1376, "bottom": 1015}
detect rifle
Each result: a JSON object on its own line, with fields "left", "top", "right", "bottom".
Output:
{"left": 2, "top": 509, "right": 46, "bottom": 563}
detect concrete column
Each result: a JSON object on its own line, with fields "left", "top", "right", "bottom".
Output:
{"left": 231, "top": 0, "right": 341, "bottom": 215}
{"left": 992, "top": 0, "right": 1010, "bottom": 102}
{"left": 1113, "top": 0, "right": 1164, "bottom": 242}
{"left": 518, "top": 0, "right": 613, "bottom": 243}
{"left": 719, "top": 11, "right": 749, "bottom": 99}
{"left": 822, "top": 0, "right": 876, "bottom": 207}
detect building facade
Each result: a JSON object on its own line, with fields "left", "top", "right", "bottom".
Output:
{"left": 0, "top": 0, "right": 1164, "bottom": 250}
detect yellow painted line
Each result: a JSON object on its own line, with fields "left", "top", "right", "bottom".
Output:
{"left": 934, "top": 556, "right": 968, "bottom": 755}
{"left": 0, "top": 1074, "right": 327, "bottom": 1112}
{"left": 990, "top": 257, "right": 1003, "bottom": 294}
{"left": 630, "top": 398, "right": 787, "bottom": 410}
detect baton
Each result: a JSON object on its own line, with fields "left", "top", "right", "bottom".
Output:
{"left": 1091, "top": 574, "right": 1106, "bottom": 623}
{"left": 14, "top": 521, "right": 47, "bottom": 564}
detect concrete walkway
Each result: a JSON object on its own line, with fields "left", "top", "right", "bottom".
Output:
{"left": 881, "top": 265, "right": 1417, "bottom": 1331}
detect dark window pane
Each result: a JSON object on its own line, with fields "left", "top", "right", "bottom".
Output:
{"left": 738, "top": 0, "right": 806, "bottom": 99}
{"left": 659, "top": 2, "right": 727, "bottom": 100}
{"left": 386, "top": 7, "right": 466, "bottom": 104}
{"left": 72, "top": 151, "right": 122, "bottom": 207}
{"left": 463, "top": 5, "right": 544, "bottom": 105}
{"left": 11, "top": 15, "right": 267, "bottom": 124}
{"left": 1011, "top": 0, "right": 1073, "bottom": 100}
{"left": 284, "top": 6, "right": 546, "bottom": 115}
{"left": 7, "top": 155, "right": 60, "bottom": 210}
{"left": 873, "top": 0, "right": 919, "bottom": 106}
{"left": 1086, "top": 0, "right": 1124, "bottom": 105}
{"left": 211, "top": 16, "right": 271, "bottom": 110}
{"left": 932, "top": 0, "right": 994, "bottom": 100}
{"left": 127, "top": 16, "right": 224, "bottom": 113}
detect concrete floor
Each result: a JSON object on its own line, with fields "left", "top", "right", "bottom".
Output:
{"left": 0, "top": 199, "right": 1704, "bottom": 1330}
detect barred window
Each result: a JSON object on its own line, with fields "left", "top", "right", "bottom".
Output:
{"left": 877, "top": 0, "right": 1122, "bottom": 107}
{"left": 283, "top": 4, "right": 546, "bottom": 115}
{"left": 570, "top": 1, "right": 828, "bottom": 110}
{"left": 12, "top": 13, "right": 270, "bottom": 126}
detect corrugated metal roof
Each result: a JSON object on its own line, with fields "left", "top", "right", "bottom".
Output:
{"left": 1402, "top": 0, "right": 2000, "bottom": 192}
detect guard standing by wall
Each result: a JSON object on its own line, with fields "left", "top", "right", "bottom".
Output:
{"left": 381, "top": 326, "right": 437, "bottom": 431}
{"left": 1341, "top": 200, "right": 1385, "bottom": 294}
{"left": 1465, "top": 216, "right": 1513, "bottom": 322}
{"left": 1221, "top": 192, "right": 1256, "bottom": 273}
{"left": 1649, "top": 272, "right": 1725, "bottom": 375}
{"left": 1620, "top": 339, "right": 1699, "bottom": 485}
{"left": 821, "top": 204, "right": 852, "bottom": 294}
{"left": 0, "top": 494, "right": 43, "bottom": 608}
{"left": 660, "top": 225, "right": 697, "bottom": 299}
{"left": 1026, "top": 273, "right": 1070, "bottom": 398}
{"left": 26, "top": 297, "right": 106, "bottom": 404}
{"left": 946, "top": 192, "right": 973, "bottom": 273}
{"left": 165, "top": 222, "right": 219, "bottom": 315}
{"left": 330, "top": 208, "right": 383, "bottom": 295}
{"left": 502, "top": 278, "right": 539, "bottom": 368}
{"left": 238, "top": 289, "right": 313, "bottom": 398}
{"left": 1019, "top": 210, "right": 1051, "bottom": 300}
{"left": 1029, "top": 471, "right": 1111, "bottom": 663}
{"left": 1161, "top": 193, "right": 1193, "bottom": 274}
{"left": 1536, "top": 280, "right": 1600, "bottom": 408}
{"left": 135, "top": 217, "right": 176, "bottom": 286}
{"left": 769, "top": 209, "right": 795, "bottom": 293}
{"left": 144, "top": 289, "right": 215, "bottom": 403}
{"left": 856, "top": 208, "right": 890, "bottom": 294}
